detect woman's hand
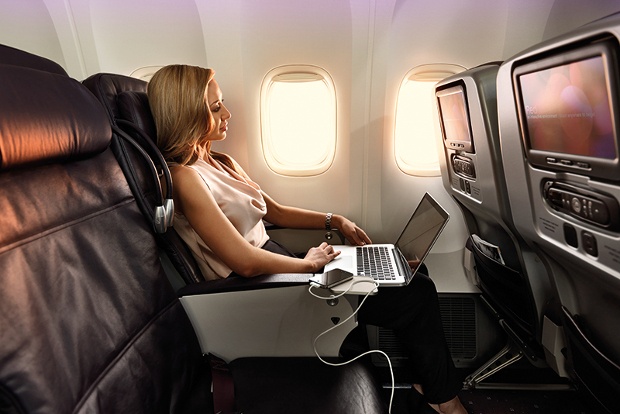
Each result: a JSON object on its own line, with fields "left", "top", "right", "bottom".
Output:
{"left": 303, "top": 242, "right": 341, "bottom": 272}
{"left": 333, "top": 215, "right": 372, "bottom": 246}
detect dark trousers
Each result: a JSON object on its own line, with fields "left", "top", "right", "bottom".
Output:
{"left": 357, "top": 273, "right": 461, "bottom": 404}
{"left": 260, "top": 239, "right": 462, "bottom": 404}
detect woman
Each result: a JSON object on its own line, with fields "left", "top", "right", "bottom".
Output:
{"left": 147, "top": 64, "right": 467, "bottom": 414}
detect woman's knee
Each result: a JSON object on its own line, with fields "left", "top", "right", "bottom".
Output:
{"left": 409, "top": 273, "right": 438, "bottom": 296}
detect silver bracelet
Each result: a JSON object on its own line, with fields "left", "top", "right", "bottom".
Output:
{"left": 325, "top": 213, "right": 333, "bottom": 231}
{"left": 325, "top": 213, "right": 333, "bottom": 240}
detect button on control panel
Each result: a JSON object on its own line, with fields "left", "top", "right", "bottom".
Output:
{"left": 545, "top": 156, "right": 591, "bottom": 172}
{"left": 451, "top": 154, "right": 476, "bottom": 179}
{"left": 543, "top": 180, "right": 619, "bottom": 231}
{"left": 581, "top": 231, "right": 598, "bottom": 257}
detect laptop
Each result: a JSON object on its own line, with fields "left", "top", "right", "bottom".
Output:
{"left": 323, "top": 193, "right": 450, "bottom": 287}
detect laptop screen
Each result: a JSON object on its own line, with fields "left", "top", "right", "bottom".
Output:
{"left": 395, "top": 193, "right": 450, "bottom": 271}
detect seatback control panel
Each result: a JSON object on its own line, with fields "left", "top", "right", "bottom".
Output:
{"left": 543, "top": 180, "right": 619, "bottom": 231}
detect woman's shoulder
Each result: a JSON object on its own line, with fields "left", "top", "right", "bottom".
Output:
{"left": 169, "top": 162, "right": 195, "bottom": 174}
{"left": 169, "top": 163, "right": 203, "bottom": 187}
{"left": 170, "top": 157, "right": 209, "bottom": 173}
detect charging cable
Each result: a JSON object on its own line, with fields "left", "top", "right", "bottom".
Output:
{"left": 309, "top": 279, "right": 395, "bottom": 414}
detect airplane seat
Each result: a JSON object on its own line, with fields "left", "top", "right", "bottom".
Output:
{"left": 116, "top": 89, "right": 157, "bottom": 137}
{"left": 0, "top": 43, "right": 68, "bottom": 76}
{"left": 82, "top": 72, "right": 205, "bottom": 287}
{"left": 119, "top": 89, "right": 209, "bottom": 286}
{"left": 495, "top": 13, "right": 620, "bottom": 413}
{"left": 1, "top": 47, "right": 388, "bottom": 414}
{"left": 0, "top": 52, "right": 213, "bottom": 413}
{"left": 82, "top": 72, "right": 389, "bottom": 413}
{"left": 435, "top": 62, "right": 556, "bottom": 388}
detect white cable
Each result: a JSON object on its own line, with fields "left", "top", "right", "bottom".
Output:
{"left": 308, "top": 280, "right": 395, "bottom": 414}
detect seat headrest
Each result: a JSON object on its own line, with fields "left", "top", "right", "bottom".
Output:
{"left": 0, "top": 65, "right": 111, "bottom": 170}
{"left": 0, "top": 43, "right": 68, "bottom": 76}
{"left": 82, "top": 73, "right": 148, "bottom": 121}
{"left": 117, "top": 91, "right": 157, "bottom": 141}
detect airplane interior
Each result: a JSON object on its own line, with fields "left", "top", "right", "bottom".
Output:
{"left": 1, "top": 1, "right": 620, "bottom": 413}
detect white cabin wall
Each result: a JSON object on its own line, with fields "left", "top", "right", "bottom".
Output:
{"left": 543, "top": 0, "right": 620, "bottom": 42}
{"left": 0, "top": 0, "right": 74, "bottom": 75}
{"left": 68, "top": 0, "right": 209, "bottom": 77}
{"left": 204, "top": 0, "right": 365, "bottom": 230}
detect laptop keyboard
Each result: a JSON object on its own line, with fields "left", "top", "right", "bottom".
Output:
{"left": 356, "top": 246, "right": 397, "bottom": 280}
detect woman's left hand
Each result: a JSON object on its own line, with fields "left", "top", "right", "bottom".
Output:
{"left": 333, "top": 214, "right": 372, "bottom": 246}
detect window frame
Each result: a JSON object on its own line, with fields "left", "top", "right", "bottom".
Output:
{"left": 129, "top": 65, "right": 163, "bottom": 81}
{"left": 394, "top": 64, "right": 466, "bottom": 176}
{"left": 260, "top": 65, "right": 337, "bottom": 177}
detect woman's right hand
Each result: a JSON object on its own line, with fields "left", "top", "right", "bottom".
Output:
{"left": 303, "top": 242, "right": 341, "bottom": 272}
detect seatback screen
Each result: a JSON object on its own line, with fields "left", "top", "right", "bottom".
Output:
{"left": 437, "top": 84, "right": 473, "bottom": 151}
{"left": 519, "top": 55, "right": 616, "bottom": 160}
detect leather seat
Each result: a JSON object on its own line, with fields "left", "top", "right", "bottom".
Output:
{"left": 83, "top": 70, "right": 388, "bottom": 414}
{"left": 0, "top": 45, "right": 211, "bottom": 414}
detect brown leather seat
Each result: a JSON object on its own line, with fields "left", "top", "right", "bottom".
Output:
{"left": 0, "top": 45, "right": 211, "bottom": 413}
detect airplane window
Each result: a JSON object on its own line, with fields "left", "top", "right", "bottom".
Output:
{"left": 260, "top": 66, "right": 336, "bottom": 176}
{"left": 395, "top": 64, "right": 465, "bottom": 176}
{"left": 130, "top": 66, "right": 163, "bottom": 81}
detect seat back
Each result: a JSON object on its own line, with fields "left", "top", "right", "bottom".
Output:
{"left": 435, "top": 63, "right": 554, "bottom": 351}
{"left": 0, "top": 43, "right": 68, "bottom": 75}
{"left": 83, "top": 72, "right": 205, "bottom": 286}
{"left": 496, "top": 14, "right": 620, "bottom": 413}
{"left": 82, "top": 73, "right": 170, "bottom": 231}
{"left": 0, "top": 47, "right": 211, "bottom": 413}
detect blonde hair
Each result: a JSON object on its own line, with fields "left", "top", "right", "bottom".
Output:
{"left": 148, "top": 64, "right": 234, "bottom": 169}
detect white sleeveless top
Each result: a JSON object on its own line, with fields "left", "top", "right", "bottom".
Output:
{"left": 173, "top": 155, "right": 270, "bottom": 280}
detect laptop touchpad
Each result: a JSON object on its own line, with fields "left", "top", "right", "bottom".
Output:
{"left": 324, "top": 255, "right": 353, "bottom": 272}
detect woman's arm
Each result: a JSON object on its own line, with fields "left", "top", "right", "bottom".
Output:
{"left": 262, "top": 192, "right": 372, "bottom": 246}
{"left": 172, "top": 166, "right": 339, "bottom": 277}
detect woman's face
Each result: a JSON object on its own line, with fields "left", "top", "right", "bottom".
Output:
{"left": 205, "top": 79, "right": 231, "bottom": 142}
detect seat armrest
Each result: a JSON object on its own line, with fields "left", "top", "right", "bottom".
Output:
{"left": 179, "top": 284, "right": 358, "bottom": 361}
{"left": 177, "top": 273, "right": 312, "bottom": 296}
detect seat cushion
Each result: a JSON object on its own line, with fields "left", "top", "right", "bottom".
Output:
{"left": 229, "top": 357, "right": 387, "bottom": 414}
